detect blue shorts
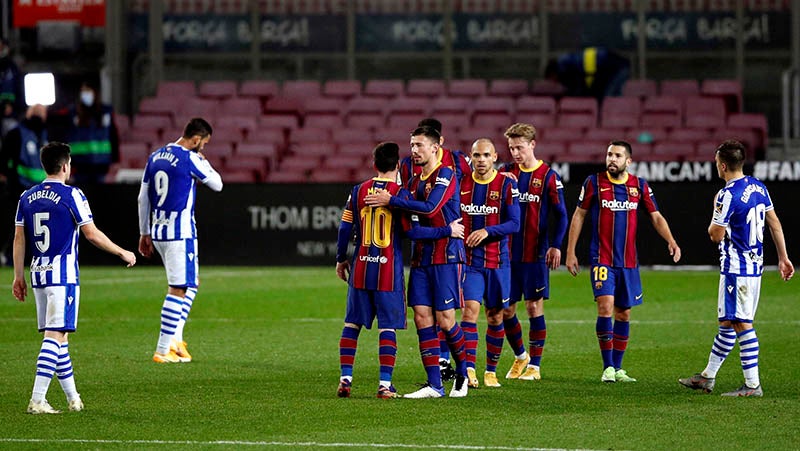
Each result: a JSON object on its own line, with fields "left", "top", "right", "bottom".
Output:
{"left": 510, "top": 262, "right": 549, "bottom": 304}
{"left": 345, "top": 287, "right": 407, "bottom": 330}
{"left": 590, "top": 265, "right": 643, "bottom": 309}
{"left": 408, "top": 264, "right": 464, "bottom": 311}
{"left": 463, "top": 266, "right": 510, "bottom": 310}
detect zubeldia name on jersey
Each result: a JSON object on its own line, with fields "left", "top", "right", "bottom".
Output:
{"left": 27, "top": 189, "right": 61, "bottom": 205}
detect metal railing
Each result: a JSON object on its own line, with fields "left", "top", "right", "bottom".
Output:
{"left": 781, "top": 67, "right": 800, "bottom": 158}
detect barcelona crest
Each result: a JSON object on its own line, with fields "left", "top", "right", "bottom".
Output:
{"left": 489, "top": 190, "right": 500, "bottom": 200}
{"left": 628, "top": 187, "right": 639, "bottom": 198}
{"left": 595, "top": 281, "right": 603, "bottom": 289}
{"left": 533, "top": 178, "right": 543, "bottom": 188}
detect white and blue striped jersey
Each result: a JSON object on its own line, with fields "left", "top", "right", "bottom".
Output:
{"left": 15, "top": 180, "right": 93, "bottom": 287}
{"left": 712, "top": 176, "right": 773, "bottom": 276}
{"left": 138, "top": 143, "right": 223, "bottom": 241}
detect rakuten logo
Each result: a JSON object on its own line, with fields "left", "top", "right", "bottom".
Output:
{"left": 461, "top": 203, "right": 499, "bottom": 215}
{"left": 519, "top": 192, "right": 541, "bottom": 203}
{"left": 601, "top": 199, "right": 638, "bottom": 211}
{"left": 359, "top": 255, "right": 389, "bottom": 264}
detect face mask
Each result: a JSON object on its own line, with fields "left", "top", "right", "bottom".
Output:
{"left": 80, "top": 91, "right": 94, "bottom": 107}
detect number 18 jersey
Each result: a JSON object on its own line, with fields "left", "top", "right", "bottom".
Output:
{"left": 712, "top": 175, "right": 773, "bottom": 276}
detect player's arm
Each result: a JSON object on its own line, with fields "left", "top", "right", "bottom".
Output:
{"left": 335, "top": 193, "right": 356, "bottom": 282}
{"left": 190, "top": 152, "right": 223, "bottom": 192}
{"left": 649, "top": 211, "right": 681, "bottom": 263}
{"left": 404, "top": 214, "right": 464, "bottom": 240}
{"left": 366, "top": 168, "right": 455, "bottom": 216}
{"left": 765, "top": 208, "right": 794, "bottom": 281}
{"left": 137, "top": 180, "right": 154, "bottom": 258}
{"left": 80, "top": 222, "right": 136, "bottom": 267}
{"left": 708, "top": 189, "right": 729, "bottom": 243}
{"left": 547, "top": 176, "right": 569, "bottom": 270}
{"left": 12, "top": 224, "right": 27, "bottom": 302}
{"left": 565, "top": 206, "right": 587, "bottom": 276}
{"left": 473, "top": 180, "right": 520, "bottom": 246}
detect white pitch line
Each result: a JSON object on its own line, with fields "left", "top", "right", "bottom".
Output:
{"left": 0, "top": 438, "right": 610, "bottom": 451}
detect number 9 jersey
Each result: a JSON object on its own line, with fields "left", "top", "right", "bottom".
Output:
{"left": 139, "top": 143, "right": 223, "bottom": 241}
{"left": 712, "top": 175, "right": 773, "bottom": 276}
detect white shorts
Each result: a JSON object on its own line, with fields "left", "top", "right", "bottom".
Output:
{"left": 717, "top": 273, "right": 761, "bottom": 323}
{"left": 34, "top": 285, "right": 80, "bottom": 332}
{"left": 154, "top": 239, "right": 199, "bottom": 288}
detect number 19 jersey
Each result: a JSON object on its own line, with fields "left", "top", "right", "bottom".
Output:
{"left": 712, "top": 176, "right": 773, "bottom": 276}
{"left": 15, "top": 180, "right": 93, "bottom": 287}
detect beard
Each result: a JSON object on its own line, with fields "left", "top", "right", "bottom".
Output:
{"left": 606, "top": 163, "right": 626, "bottom": 177}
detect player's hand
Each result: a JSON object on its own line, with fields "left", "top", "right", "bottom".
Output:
{"left": 779, "top": 258, "right": 794, "bottom": 281}
{"left": 448, "top": 218, "right": 464, "bottom": 239}
{"left": 545, "top": 247, "right": 562, "bottom": 270}
{"left": 12, "top": 277, "right": 26, "bottom": 302}
{"left": 336, "top": 261, "right": 350, "bottom": 282}
{"left": 500, "top": 171, "right": 517, "bottom": 182}
{"left": 465, "top": 228, "right": 488, "bottom": 247}
{"left": 138, "top": 235, "right": 154, "bottom": 258}
{"left": 120, "top": 250, "right": 137, "bottom": 267}
{"left": 565, "top": 254, "right": 579, "bottom": 277}
{"left": 364, "top": 189, "right": 391, "bottom": 207}
{"left": 668, "top": 242, "right": 682, "bottom": 263}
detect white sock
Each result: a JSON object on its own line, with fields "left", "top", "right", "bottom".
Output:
{"left": 173, "top": 288, "right": 197, "bottom": 343}
{"left": 32, "top": 338, "right": 60, "bottom": 403}
{"left": 738, "top": 329, "right": 760, "bottom": 388}
{"left": 702, "top": 327, "right": 736, "bottom": 378}
{"left": 56, "top": 342, "right": 79, "bottom": 401}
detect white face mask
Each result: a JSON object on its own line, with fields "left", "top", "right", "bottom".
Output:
{"left": 80, "top": 91, "right": 94, "bottom": 107}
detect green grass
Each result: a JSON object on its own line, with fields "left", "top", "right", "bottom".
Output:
{"left": 0, "top": 266, "right": 797, "bottom": 450}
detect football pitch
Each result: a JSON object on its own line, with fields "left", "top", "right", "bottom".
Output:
{"left": 0, "top": 266, "right": 797, "bottom": 450}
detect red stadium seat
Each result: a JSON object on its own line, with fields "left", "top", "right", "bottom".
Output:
{"left": 132, "top": 114, "right": 173, "bottom": 132}
{"left": 281, "top": 80, "right": 322, "bottom": 101}
{"left": 221, "top": 97, "right": 262, "bottom": 116}
{"left": 156, "top": 80, "right": 195, "bottom": 98}
{"left": 489, "top": 79, "right": 529, "bottom": 97}
{"left": 175, "top": 98, "right": 220, "bottom": 124}
{"left": 712, "top": 127, "right": 761, "bottom": 155}
{"left": 322, "top": 80, "right": 362, "bottom": 99}
{"left": 652, "top": 141, "right": 696, "bottom": 161}
{"left": 266, "top": 171, "right": 309, "bottom": 183}
{"left": 566, "top": 141, "right": 607, "bottom": 162}
{"left": 430, "top": 97, "right": 471, "bottom": 115}
{"left": 600, "top": 97, "right": 641, "bottom": 129}
{"left": 119, "top": 142, "right": 150, "bottom": 168}
{"left": 534, "top": 141, "right": 567, "bottom": 163}
{"left": 239, "top": 80, "right": 279, "bottom": 99}
{"left": 621, "top": 79, "right": 657, "bottom": 98}
{"left": 363, "top": 80, "right": 404, "bottom": 98}
{"left": 558, "top": 97, "right": 597, "bottom": 128}
{"left": 225, "top": 155, "right": 268, "bottom": 182}
{"left": 138, "top": 97, "right": 175, "bottom": 117}
{"left": 530, "top": 79, "right": 566, "bottom": 96}
{"left": 198, "top": 81, "right": 237, "bottom": 99}
{"left": 660, "top": 79, "right": 700, "bottom": 98}
{"left": 387, "top": 113, "right": 424, "bottom": 130}
{"left": 237, "top": 142, "right": 278, "bottom": 171}
{"left": 516, "top": 96, "right": 557, "bottom": 116}
{"left": 701, "top": 79, "right": 742, "bottom": 113}
{"left": 259, "top": 113, "right": 300, "bottom": 130}
{"left": 472, "top": 112, "right": 513, "bottom": 130}
{"left": 279, "top": 154, "right": 322, "bottom": 173}
{"left": 223, "top": 170, "right": 259, "bottom": 183}
{"left": 346, "top": 96, "right": 385, "bottom": 128}
{"left": 626, "top": 128, "right": 668, "bottom": 145}
{"left": 684, "top": 96, "right": 726, "bottom": 128}
{"left": 385, "top": 96, "right": 430, "bottom": 116}
{"left": 310, "top": 168, "right": 353, "bottom": 183}
{"left": 585, "top": 128, "right": 626, "bottom": 143}
{"left": 447, "top": 79, "right": 487, "bottom": 97}
{"left": 542, "top": 127, "right": 585, "bottom": 143}
{"left": 406, "top": 79, "right": 446, "bottom": 97}
{"left": 667, "top": 128, "right": 712, "bottom": 143}
{"left": 304, "top": 114, "right": 345, "bottom": 130}
{"left": 215, "top": 115, "right": 258, "bottom": 134}
{"left": 641, "top": 96, "right": 683, "bottom": 129}
{"left": 124, "top": 128, "right": 161, "bottom": 148}
{"left": 727, "top": 112, "right": 768, "bottom": 151}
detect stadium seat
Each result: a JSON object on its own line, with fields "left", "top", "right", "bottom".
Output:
{"left": 156, "top": 80, "right": 195, "bottom": 98}
{"left": 224, "top": 155, "right": 268, "bottom": 182}
{"left": 600, "top": 97, "right": 641, "bottom": 129}
{"left": 279, "top": 154, "right": 322, "bottom": 174}
{"left": 236, "top": 142, "right": 278, "bottom": 171}
{"left": 387, "top": 113, "right": 425, "bottom": 130}
{"left": 472, "top": 112, "right": 513, "bottom": 130}
{"left": 431, "top": 113, "right": 470, "bottom": 132}
{"left": 132, "top": 114, "right": 173, "bottom": 133}
{"left": 123, "top": 128, "right": 161, "bottom": 148}
{"left": 209, "top": 125, "right": 245, "bottom": 146}
{"left": 207, "top": 140, "right": 236, "bottom": 162}
{"left": 667, "top": 128, "right": 713, "bottom": 143}
{"left": 288, "top": 128, "right": 332, "bottom": 145}
{"left": 406, "top": 79, "right": 446, "bottom": 97}
{"left": 641, "top": 96, "right": 683, "bottom": 129}
{"left": 363, "top": 80, "right": 404, "bottom": 98}
{"left": 626, "top": 127, "right": 668, "bottom": 145}
{"left": 119, "top": 142, "right": 150, "bottom": 168}
{"left": 684, "top": 96, "right": 727, "bottom": 128}
{"left": 345, "top": 96, "right": 385, "bottom": 128}
{"left": 694, "top": 140, "right": 721, "bottom": 161}
{"left": 332, "top": 128, "right": 370, "bottom": 145}
{"left": 198, "top": 81, "right": 237, "bottom": 99}
{"left": 712, "top": 127, "right": 761, "bottom": 155}
{"left": 727, "top": 112, "right": 768, "bottom": 150}
{"left": 265, "top": 171, "right": 309, "bottom": 183}
{"left": 310, "top": 168, "right": 353, "bottom": 183}
{"left": 324, "top": 154, "right": 364, "bottom": 171}
{"left": 515, "top": 96, "right": 557, "bottom": 128}
{"left": 660, "top": 79, "right": 700, "bottom": 97}
{"left": 585, "top": 128, "right": 626, "bottom": 143}
{"left": 259, "top": 113, "right": 300, "bottom": 130}
{"left": 621, "top": 79, "right": 657, "bottom": 98}
{"left": 652, "top": 141, "right": 696, "bottom": 161}
{"left": 566, "top": 141, "right": 607, "bottom": 162}
{"left": 372, "top": 127, "right": 413, "bottom": 148}
{"left": 221, "top": 97, "right": 262, "bottom": 116}
{"left": 138, "top": 97, "right": 175, "bottom": 117}
{"left": 322, "top": 80, "right": 362, "bottom": 99}
{"left": 353, "top": 166, "right": 377, "bottom": 182}
{"left": 281, "top": 80, "right": 322, "bottom": 101}
{"left": 247, "top": 127, "right": 287, "bottom": 153}
{"left": 385, "top": 96, "right": 430, "bottom": 116}
{"left": 430, "top": 97, "right": 471, "bottom": 115}
{"left": 447, "top": 79, "right": 487, "bottom": 97}
{"left": 542, "top": 127, "right": 584, "bottom": 144}
{"left": 558, "top": 97, "right": 597, "bottom": 128}
{"left": 489, "top": 79, "right": 529, "bottom": 97}
{"left": 264, "top": 96, "right": 304, "bottom": 119}
{"left": 239, "top": 80, "right": 279, "bottom": 99}
{"left": 304, "top": 114, "right": 345, "bottom": 130}
{"left": 534, "top": 141, "right": 567, "bottom": 163}
{"left": 701, "top": 79, "right": 742, "bottom": 113}
{"left": 175, "top": 98, "right": 220, "bottom": 124}
{"left": 223, "top": 170, "right": 260, "bottom": 183}
{"left": 530, "top": 79, "right": 566, "bottom": 96}
{"left": 215, "top": 115, "right": 258, "bottom": 134}
{"left": 115, "top": 113, "right": 130, "bottom": 136}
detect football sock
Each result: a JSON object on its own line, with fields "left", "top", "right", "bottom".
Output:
{"left": 702, "top": 326, "right": 736, "bottom": 378}
{"left": 378, "top": 330, "right": 397, "bottom": 386}
{"left": 529, "top": 315, "right": 546, "bottom": 367}
{"left": 55, "top": 342, "right": 79, "bottom": 402}
{"left": 339, "top": 326, "right": 360, "bottom": 380}
{"left": 437, "top": 326, "right": 450, "bottom": 363}
{"left": 174, "top": 287, "right": 197, "bottom": 343}
{"left": 461, "top": 321, "right": 478, "bottom": 369}
{"left": 32, "top": 338, "right": 60, "bottom": 403}
{"left": 444, "top": 323, "right": 467, "bottom": 376}
{"left": 485, "top": 323, "right": 505, "bottom": 373}
{"left": 156, "top": 295, "right": 184, "bottom": 354}
{"left": 596, "top": 316, "right": 614, "bottom": 369}
{"left": 504, "top": 314, "right": 526, "bottom": 357}
{"left": 612, "top": 320, "right": 630, "bottom": 369}
{"left": 737, "top": 329, "right": 760, "bottom": 388}
{"left": 418, "top": 326, "right": 442, "bottom": 388}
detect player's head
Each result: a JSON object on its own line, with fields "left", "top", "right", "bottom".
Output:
{"left": 606, "top": 140, "right": 632, "bottom": 177}
{"left": 182, "top": 118, "right": 213, "bottom": 152}
{"left": 373, "top": 141, "right": 400, "bottom": 173}
{"left": 505, "top": 123, "right": 536, "bottom": 166}
{"left": 714, "top": 139, "right": 745, "bottom": 177}
{"left": 40, "top": 142, "right": 71, "bottom": 177}
{"left": 417, "top": 118, "right": 444, "bottom": 145}
{"left": 410, "top": 126, "right": 441, "bottom": 166}
{"left": 470, "top": 138, "right": 497, "bottom": 177}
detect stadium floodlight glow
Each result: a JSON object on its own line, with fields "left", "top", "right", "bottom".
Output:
{"left": 24, "top": 73, "right": 56, "bottom": 106}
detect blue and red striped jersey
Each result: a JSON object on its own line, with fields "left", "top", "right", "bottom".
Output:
{"left": 400, "top": 147, "right": 471, "bottom": 186}
{"left": 578, "top": 172, "right": 659, "bottom": 269}
{"left": 460, "top": 171, "right": 520, "bottom": 268}
{"left": 391, "top": 164, "right": 465, "bottom": 267}
{"left": 502, "top": 161, "right": 568, "bottom": 263}
{"left": 336, "top": 178, "right": 406, "bottom": 291}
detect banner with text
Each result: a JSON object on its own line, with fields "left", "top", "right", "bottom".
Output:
{"left": 14, "top": 0, "right": 106, "bottom": 27}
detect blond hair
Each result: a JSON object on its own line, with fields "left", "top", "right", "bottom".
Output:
{"left": 504, "top": 123, "right": 537, "bottom": 142}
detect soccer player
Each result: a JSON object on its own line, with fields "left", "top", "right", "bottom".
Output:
{"left": 365, "top": 126, "right": 469, "bottom": 398}
{"left": 500, "top": 123, "right": 567, "bottom": 381}
{"left": 565, "top": 140, "right": 681, "bottom": 383}
{"left": 399, "top": 117, "right": 471, "bottom": 382}
{"left": 138, "top": 118, "right": 223, "bottom": 363}
{"left": 335, "top": 142, "right": 464, "bottom": 399}
{"left": 13, "top": 142, "right": 136, "bottom": 414}
{"left": 459, "top": 138, "right": 520, "bottom": 388}
{"left": 679, "top": 140, "right": 794, "bottom": 397}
